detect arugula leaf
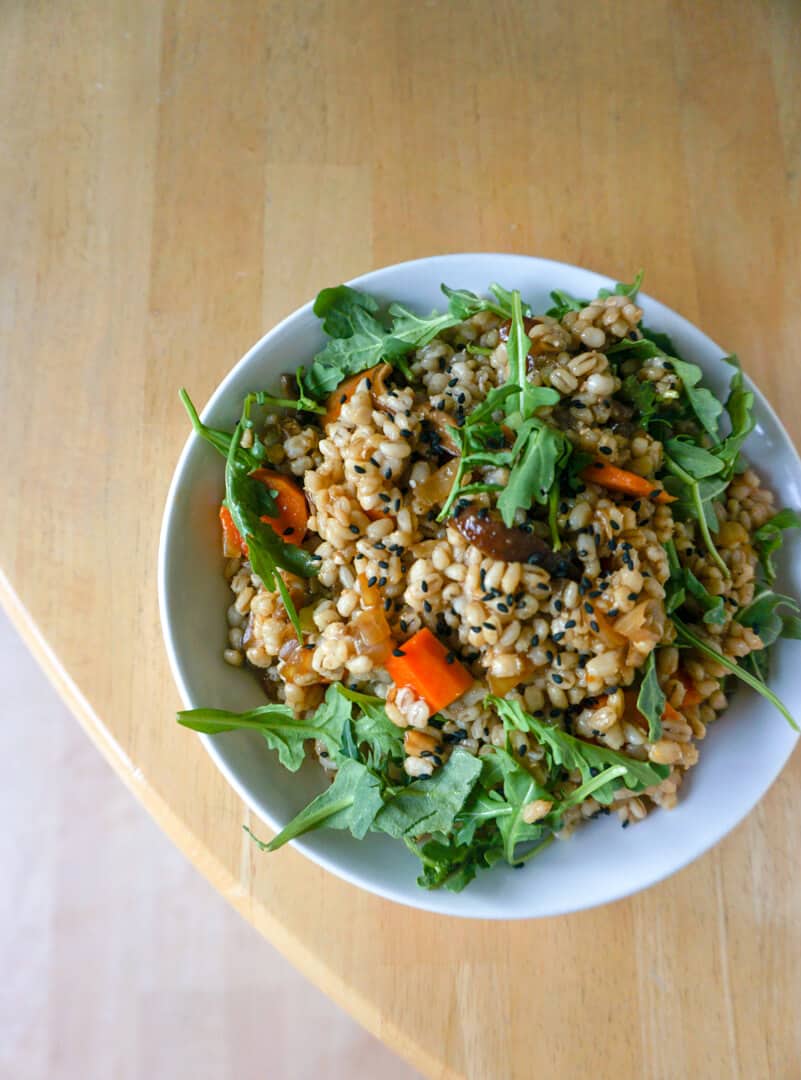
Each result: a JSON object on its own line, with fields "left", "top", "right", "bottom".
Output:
{"left": 497, "top": 417, "right": 571, "bottom": 526}
{"left": 488, "top": 282, "right": 531, "bottom": 318}
{"left": 664, "top": 540, "right": 687, "bottom": 613}
{"left": 663, "top": 455, "right": 729, "bottom": 578}
{"left": 312, "top": 285, "right": 379, "bottom": 337}
{"left": 336, "top": 686, "right": 405, "bottom": 766}
{"left": 374, "top": 750, "right": 482, "bottom": 839}
{"left": 180, "top": 388, "right": 264, "bottom": 472}
{"left": 440, "top": 282, "right": 528, "bottom": 321}
{"left": 454, "top": 788, "right": 510, "bottom": 845}
{"left": 714, "top": 356, "right": 755, "bottom": 475}
{"left": 683, "top": 568, "right": 726, "bottom": 625}
{"left": 672, "top": 616, "right": 798, "bottom": 731}
{"left": 753, "top": 509, "right": 801, "bottom": 585}
{"left": 224, "top": 398, "right": 319, "bottom": 636}
{"left": 597, "top": 270, "right": 644, "bottom": 299}
{"left": 637, "top": 651, "right": 666, "bottom": 742}
{"left": 641, "top": 326, "right": 680, "bottom": 355}
{"left": 736, "top": 590, "right": 801, "bottom": 648}
{"left": 488, "top": 697, "right": 669, "bottom": 801}
{"left": 407, "top": 831, "right": 508, "bottom": 892}
{"left": 669, "top": 356, "right": 723, "bottom": 439}
{"left": 305, "top": 305, "right": 393, "bottom": 399}
{"left": 606, "top": 338, "right": 665, "bottom": 361}
{"left": 176, "top": 685, "right": 349, "bottom": 771}
{"left": 486, "top": 749, "right": 553, "bottom": 862}
{"left": 386, "top": 303, "right": 460, "bottom": 350}
{"left": 664, "top": 439, "right": 724, "bottom": 479}
{"left": 546, "top": 289, "right": 587, "bottom": 319}
{"left": 621, "top": 374, "right": 658, "bottom": 428}
{"left": 780, "top": 615, "right": 801, "bottom": 640}
{"left": 264, "top": 757, "right": 384, "bottom": 851}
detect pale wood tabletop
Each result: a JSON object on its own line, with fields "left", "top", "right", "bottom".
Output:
{"left": 2, "top": 2, "right": 800, "bottom": 1077}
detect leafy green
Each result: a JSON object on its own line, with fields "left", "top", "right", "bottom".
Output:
{"left": 440, "top": 282, "right": 527, "bottom": 321}
{"left": 488, "top": 697, "right": 669, "bottom": 801}
{"left": 621, "top": 374, "right": 658, "bottom": 428}
{"left": 664, "top": 540, "right": 686, "bottom": 613}
{"left": 265, "top": 758, "right": 385, "bottom": 851}
{"left": 672, "top": 616, "right": 798, "bottom": 731}
{"left": 597, "top": 270, "right": 644, "bottom": 299}
{"left": 486, "top": 749, "right": 553, "bottom": 862}
{"left": 386, "top": 303, "right": 460, "bottom": 350}
{"left": 736, "top": 590, "right": 801, "bottom": 648}
{"left": 374, "top": 750, "right": 482, "bottom": 839}
{"left": 637, "top": 651, "right": 666, "bottom": 742}
{"left": 313, "top": 285, "right": 379, "bottom": 337}
{"left": 406, "top": 832, "right": 509, "bottom": 892}
{"left": 224, "top": 398, "right": 318, "bottom": 635}
{"left": 180, "top": 388, "right": 265, "bottom": 472}
{"left": 753, "top": 509, "right": 801, "bottom": 584}
{"left": 669, "top": 356, "right": 723, "bottom": 439}
{"left": 664, "top": 439, "right": 724, "bottom": 479}
{"left": 497, "top": 417, "right": 571, "bottom": 527}
{"left": 683, "top": 568, "right": 726, "bottom": 625}
{"left": 641, "top": 326, "right": 679, "bottom": 355}
{"left": 305, "top": 305, "right": 397, "bottom": 399}
{"left": 336, "top": 686, "right": 405, "bottom": 767}
{"left": 546, "top": 289, "right": 587, "bottom": 319}
{"left": 663, "top": 453, "right": 728, "bottom": 578}
{"left": 177, "top": 685, "right": 347, "bottom": 772}
{"left": 714, "top": 357, "right": 754, "bottom": 474}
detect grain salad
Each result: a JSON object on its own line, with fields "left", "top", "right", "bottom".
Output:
{"left": 177, "top": 274, "right": 800, "bottom": 892}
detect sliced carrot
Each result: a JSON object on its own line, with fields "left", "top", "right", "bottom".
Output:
{"left": 676, "top": 670, "right": 702, "bottom": 707}
{"left": 249, "top": 469, "right": 309, "bottom": 542}
{"left": 324, "top": 362, "right": 391, "bottom": 427}
{"left": 219, "top": 504, "right": 245, "bottom": 556}
{"left": 385, "top": 628, "right": 473, "bottom": 713}
{"left": 580, "top": 460, "right": 675, "bottom": 505}
{"left": 662, "top": 700, "right": 684, "bottom": 723}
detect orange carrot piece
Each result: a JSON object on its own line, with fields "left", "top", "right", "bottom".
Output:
{"left": 219, "top": 504, "right": 245, "bottom": 556}
{"left": 662, "top": 701, "right": 683, "bottom": 723}
{"left": 249, "top": 469, "right": 309, "bottom": 542}
{"left": 676, "top": 670, "right": 702, "bottom": 707}
{"left": 385, "top": 628, "right": 473, "bottom": 713}
{"left": 580, "top": 460, "right": 675, "bottom": 504}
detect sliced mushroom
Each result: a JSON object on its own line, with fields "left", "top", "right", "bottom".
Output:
{"left": 452, "top": 506, "right": 582, "bottom": 580}
{"left": 418, "top": 403, "right": 460, "bottom": 457}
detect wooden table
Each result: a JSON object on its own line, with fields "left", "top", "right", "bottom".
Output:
{"left": 3, "top": 2, "right": 800, "bottom": 1076}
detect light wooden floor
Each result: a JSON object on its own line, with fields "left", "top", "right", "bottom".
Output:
{"left": 0, "top": 609, "right": 420, "bottom": 1080}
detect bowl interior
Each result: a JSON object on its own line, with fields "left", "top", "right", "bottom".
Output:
{"left": 159, "top": 254, "right": 801, "bottom": 918}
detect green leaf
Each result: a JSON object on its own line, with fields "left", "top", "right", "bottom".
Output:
{"left": 454, "top": 788, "right": 511, "bottom": 845}
{"left": 641, "top": 326, "right": 680, "bottom": 355}
{"left": 180, "top": 388, "right": 263, "bottom": 471}
{"left": 488, "top": 282, "right": 531, "bottom": 318}
{"left": 670, "top": 357, "right": 723, "bottom": 439}
{"left": 313, "top": 285, "right": 379, "bottom": 338}
{"left": 497, "top": 418, "right": 571, "bottom": 526}
{"left": 663, "top": 539, "right": 686, "bottom": 614}
{"left": 488, "top": 749, "right": 553, "bottom": 862}
{"left": 753, "top": 509, "right": 801, "bottom": 585}
{"left": 336, "top": 686, "right": 405, "bottom": 767}
{"left": 597, "top": 270, "right": 644, "bottom": 299}
{"left": 736, "top": 590, "right": 800, "bottom": 648}
{"left": 504, "top": 288, "right": 530, "bottom": 417}
{"left": 304, "top": 305, "right": 392, "bottom": 399}
{"left": 265, "top": 758, "right": 384, "bottom": 851}
{"left": 621, "top": 374, "right": 658, "bottom": 428}
{"left": 780, "top": 615, "right": 801, "bottom": 640}
{"left": 386, "top": 302, "right": 460, "bottom": 349}
{"left": 546, "top": 288, "right": 587, "bottom": 319}
{"left": 488, "top": 697, "right": 669, "bottom": 802}
{"left": 407, "top": 831, "right": 506, "bottom": 892}
{"left": 177, "top": 686, "right": 348, "bottom": 772}
{"left": 663, "top": 459, "right": 729, "bottom": 578}
{"left": 672, "top": 616, "right": 798, "bottom": 731}
{"left": 374, "top": 750, "right": 483, "bottom": 839}
{"left": 637, "top": 651, "right": 666, "bottom": 742}
{"left": 683, "top": 568, "right": 727, "bottom": 625}
{"left": 714, "top": 356, "right": 755, "bottom": 474}
{"left": 664, "top": 439, "right": 725, "bottom": 479}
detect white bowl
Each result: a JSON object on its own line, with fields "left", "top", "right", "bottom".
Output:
{"left": 158, "top": 254, "right": 801, "bottom": 918}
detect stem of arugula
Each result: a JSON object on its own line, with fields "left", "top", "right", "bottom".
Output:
{"left": 664, "top": 455, "right": 730, "bottom": 577}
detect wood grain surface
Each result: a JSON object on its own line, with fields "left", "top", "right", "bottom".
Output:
{"left": 2, "top": 2, "right": 800, "bottom": 1077}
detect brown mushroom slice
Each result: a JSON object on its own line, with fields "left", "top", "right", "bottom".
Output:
{"left": 452, "top": 507, "right": 582, "bottom": 580}
{"left": 418, "top": 403, "right": 460, "bottom": 456}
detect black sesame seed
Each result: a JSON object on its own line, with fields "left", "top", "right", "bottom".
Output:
{"left": 552, "top": 674, "right": 564, "bottom": 684}
{"left": 378, "top": 559, "right": 389, "bottom": 569}
{"left": 554, "top": 599, "right": 563, "bottom": 612}
{"left": 400, "top": 429, "right": 413, "bottom": 438}
{"left": 400, "top": 619, "right": 408, "bottom": 632}
{"left": 354, "top": 464, "right": 366, "bottom": 474}
{"left": 589, "top": 589, "right": 602, "bottom": 598}
{"left": 421, "top": 581, "right": 428, "bottom": 593}
{"left": 368, "top": 576, "right": 377, "bottom": 587}
{"left": 423, "top": 600, "right": 432, "bottom": 613}
{"left": 378, "top": 576, "right": 387, "bottom": 587}
{"left": 445, "top": 652, "right": 455, "bottom": 665}
{"left": 384, "top": 598, "right": 392, "bottom": 611}
{"left": 565, "top": 619, "right": 576, "bottom": 629}
{"left": 392, "top": 648, "right": 406, "bottom": 657}
{"left": 584, "top": 602, "right": 594, "bottom": 614}
{"left": 349, "top": 524, "right": 359, "bottom": 535}
{"left": 627, "top": 591, "right": 638, "bottom": 601}
{"left": 283, "top": 526, "right": 295, "bottom": 536}
{"left": 622, "top": 819, "right": 630, "bottom": 829}
{"left": 607, "top": 608, "right": 619, "bottom": 618}
{"left": 590, "top": 620, "right": 600, "bottom": 632}
{"left": 530, "top": 634, "right": 540, "bottom": 646}
{"left": 610, "top": 519, "right": 620, "bottom": 530}
{"left": 518, "top": 744, "right": 526, "bottom": 756}
{"left": 599, "top": 445, "right": 613, "bottom": 456}
{"left": 497, "top": 602, "right": 509, "bottom": 613}
{"left": 552, "top": 632, "right": 565, "bottom": 643}
{"left": 549, "top": 708, "right": 561, "bottom": 718}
